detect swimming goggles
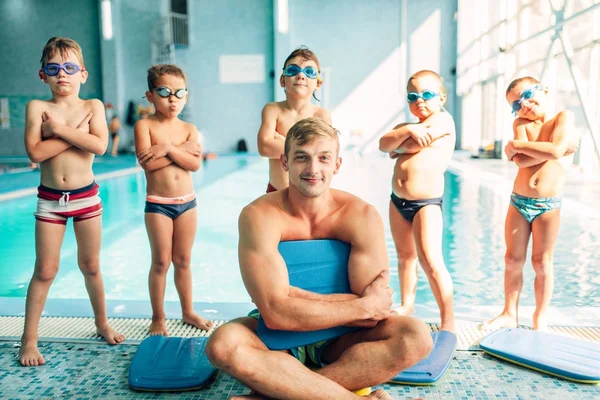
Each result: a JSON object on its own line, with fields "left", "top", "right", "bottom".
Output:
{"left": 41, "top": 62, "right": 85, "bottom": 76}
{"left": 406, "top": 90, "right": 439, "bottom": 103}
{"left": 511, "top": 85, "right": 544, "bottom": 115}
{"left": 283, "top": 64, "right": 319, "bottom": 79}
{"left": 153, "top": 87, "right": 188, "bottom": 99}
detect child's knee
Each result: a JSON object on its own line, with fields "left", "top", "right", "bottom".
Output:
{"left": 78, "top": 255, "right": 100, "bottom": 276}
{"left": 172, "top": 254, "right": 191, "bottom": 269}
{"left": 151, "top": 258, "right": 171, "bottom": 274}
{"left": 418, "top": 253, "right": 445, "bottom": 274}
{"left": 397, "top": 250, "right": 418, "bottom": 264}
{"left": 531, "top": 254, "right": 553, "bottom": 274}
{"left": 505, "top": 253, "right": 526, "bottom": 268}
{"left": 34, "top": 262, "right": 59, "bottom": 282}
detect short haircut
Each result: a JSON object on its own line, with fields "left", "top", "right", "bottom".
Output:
{"left": 40, "top": 37, "right": 85, "bottom": 67}
{"left": 407, "top": 70, "right": 444, "bottom": 92}
{"left": 284, "top": 117, "right": 340, "bottom": 157}
{"left": 506, "top": 76, "right": 541, "bottom": 95}
{"left": 147, "top": 64, "right": 187, "bottom": 90}
{"left": 283, "top": 46, "right": 321, "bottom": 71}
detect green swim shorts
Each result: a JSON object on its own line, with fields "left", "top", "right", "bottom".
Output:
{"left": 248, "top": 308, "right": 331, "bottom": 366}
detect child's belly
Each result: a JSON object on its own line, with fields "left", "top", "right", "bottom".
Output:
{"left": 145, "top": 164, "right": 194, "bottom": 198}
{"left": 392, "top": 152, "right": 447, "bottom": 199}
{"left": 513, "top": 160, "right": 570, "bottom": 198}
{"left": 39, "top": 148, "right": 95, "bottom": 189}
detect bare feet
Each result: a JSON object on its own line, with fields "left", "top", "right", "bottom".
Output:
{"left": 479, "top": 312, "right": 517, "bottom": 330}
{"left": 149, "top": 319, "right": 168, "bottom": 336}
{"left": 392, "top": 304, "right": 415, "bottom": 316}
{"left": 183, "top": 312, "right": 214, "bottom": 331}
{"left": 97, "top": 323, "right": 126, "bottom": 344}
{"left": 440, "top": 320, "right": 456, "bottom": 334}
{"left": 19, "top": 340, "right": 45, "bottom": 367}
{"left": 368, "top": 389, "right": 393, "bottom": 399}
{"left": 532, "top": 312, "right": 548, "bottom": 332}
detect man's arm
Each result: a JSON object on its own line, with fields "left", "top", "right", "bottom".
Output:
{"left": 134, "top": 119, "right": 173, "bottom": 171}
{"left": 48, "top": 99, "right": 108, "bottom": 155}
{"left": 238, "top": 204, "right": 388, "bottom": 331}
{"left": 257, "top": 104, "right": 285, "bottom": 158}
{"left": 511, "top": 111, "right": 575, "bottom": 160}
{"left": 24, "top": 101, "right": 72, "bottom": 163}
{"left": 166, "top": 124, "right": 202, "bottom": 171}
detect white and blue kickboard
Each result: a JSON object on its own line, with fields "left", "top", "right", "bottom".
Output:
{"left": 129, "top": 336, "right": 216, "bottom": 391}
{"left": 257, "top": 239, "right": 360, "bottom": 350}
{"left": 479, "top": 328, "right": 600, "bottom": 383}
{"left": 390, "top": 330, "right": 457, "bottom": 385}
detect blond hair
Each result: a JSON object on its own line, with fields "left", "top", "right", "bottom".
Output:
{"left": 506, "top": 76, "right": 541, "bottom": 95}
{"left": 407, "top": 70, "right": 444, "bottom": 93}
{"left": 284, "top": 117, "right": 339, "bottom": 157}
{"left": 147, "top": 64, "right": 187, "bottom": 90}
{"left": 40, "top": 37, "right": 85, "bottom": 67}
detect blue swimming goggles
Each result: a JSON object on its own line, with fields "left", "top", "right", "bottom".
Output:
{"left": 511, "top": 85, "right": 545, "bottom": 115}
{"left": 41, "top": 62, "right": 85, "bottom": 76}
{"left": 153, "top": 86, "right": 188, "bottom": 99}
{"left": 406, "top": 90, "right": 439, "bottom": 103}
{"left": 283, "top": 64, "right": 319, "bottom": 79}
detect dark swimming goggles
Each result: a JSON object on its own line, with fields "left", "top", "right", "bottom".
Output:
{"left": 406, "top": 90, "right": 439, "bottom": 103}
{"left": 42, "top": 62, "right": 85, "bottom": 76}
{"left": 153, "top": 87, "right": 188, "bottom": 99}
{"left": 511, "top": 85, "right": 544, "bottom": 114}
{"left": 283, "top": 64, "right": 319, "bottom": 79}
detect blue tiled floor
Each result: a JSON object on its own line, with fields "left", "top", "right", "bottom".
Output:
{"left": 1, "top": 342, "right": 598, "bottom": 399}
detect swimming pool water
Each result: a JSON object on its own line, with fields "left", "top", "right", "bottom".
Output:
{"left": 0, "top": 155, "right": 598, "bottom": 322}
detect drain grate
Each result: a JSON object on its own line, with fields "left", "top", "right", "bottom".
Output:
{"left": 1, "top": 316, "right": 598, "bottom": 349}
{"left": 0, "top": 316, "right": 224, "bottom": 344}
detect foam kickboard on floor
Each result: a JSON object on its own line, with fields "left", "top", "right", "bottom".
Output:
{"left": 389, "top": 331, "right": 457, "bottom": 385}
{"left": 479, "top": 328, "right": 600, "bottom": 383}
{"left": 129, "top": 336, "right": 216, "bottom": 391}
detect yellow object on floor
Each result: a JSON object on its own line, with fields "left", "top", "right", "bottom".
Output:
{"left": 353, "top": 387, "right": 372, "bottom": 396}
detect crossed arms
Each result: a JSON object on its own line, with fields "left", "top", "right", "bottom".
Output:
{"left": 134, "top": 119, "right": 202, "bottom": 172}
{"left": 238, "top": 203, "right": 393, "bottom": 332}
{"left": 506, "top": 110, "right": 578, "bottom": 168}
{"left": 379, "top": 112, "right": 455, "bottom": 155}
{"left": 24, "top": 99, "right": 108, "bottom": 163}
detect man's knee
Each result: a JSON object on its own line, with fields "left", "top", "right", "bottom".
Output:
{"left": 390, "top": 317, "right": 433, "bottom": 369}
{"left": 206, "top": 320, "right": 258, "bottom": 371}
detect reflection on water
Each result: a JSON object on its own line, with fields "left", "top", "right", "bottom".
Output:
{"left": 0, "top": 157, "right": 599, "bottom": 312}
{"left": 390, "top": 171, "right": 600, "bottom": 308}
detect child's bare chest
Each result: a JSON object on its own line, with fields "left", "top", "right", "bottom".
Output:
{"left": 149, "top": 125, "right": 188, "bottom": 145}
{"left": 277, "top": 108, "right": 318, "bottom": 134}
{"left": 45, "top": 104, "right": 90, "bottom": 127}
{"left": 526, "top": 119, "right": 555, "bottom": 142}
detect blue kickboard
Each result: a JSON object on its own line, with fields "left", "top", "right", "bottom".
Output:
{"left": 129, "top": 336, "right": 216, "bottom": 391}
{"left": 257, "top": 239, "right": 359, "bottom": 350}
{"left": 389, "top": 331, "right": 457, "bottom": 385}
{"left": 479, "top": 328, "right": 600, "bottom": 383}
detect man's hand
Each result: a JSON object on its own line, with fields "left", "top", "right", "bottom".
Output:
{"left": 409, "top": 124, "right": 433, "bottom": 147}
{"left": 179, "top": 140, "right": 202, "bottom": 156}
{"left": 138, "top": 142, "right": 172, "bottom": 165}
{"left": 361, "top": 271, "right": 393, "bottom": 321}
